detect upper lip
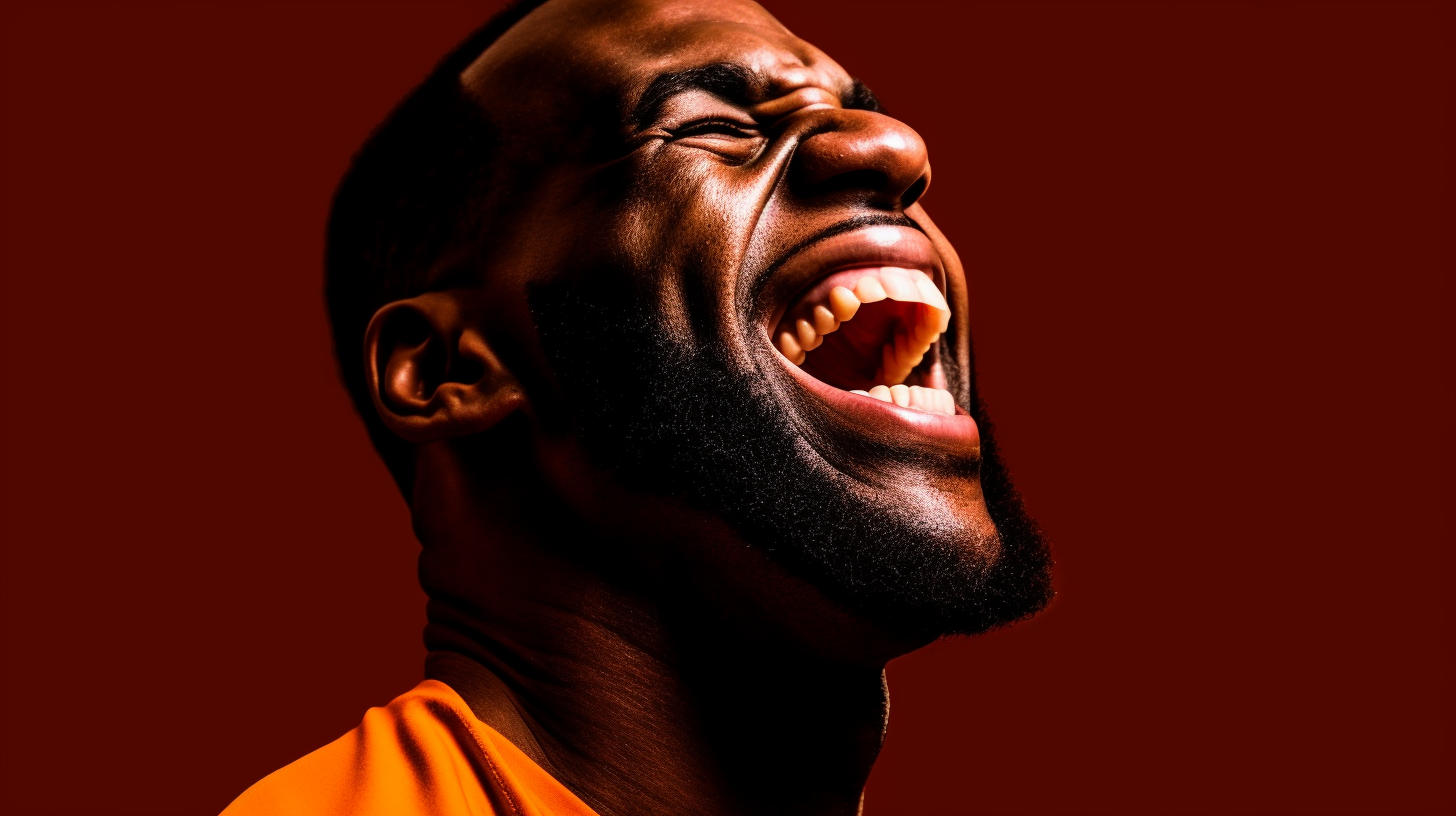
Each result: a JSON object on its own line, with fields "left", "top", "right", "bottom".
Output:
{"left": 755, "top": 220, "right": 947, "bottom": 333}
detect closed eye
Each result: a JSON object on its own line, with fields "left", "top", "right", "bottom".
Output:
{"left": 673, "top": 118, "right": 760, "bottom": 139}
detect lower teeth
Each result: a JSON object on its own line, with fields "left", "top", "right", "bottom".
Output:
{"left": 849, "top": 384, "right": 956, "bottom": 415}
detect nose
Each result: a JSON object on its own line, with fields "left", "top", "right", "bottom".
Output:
{"left": 788, "top": 110, "right": 931, "bottom": 211}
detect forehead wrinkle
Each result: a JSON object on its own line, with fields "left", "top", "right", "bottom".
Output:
{"left": 629, "top": 16, "right": 847, "bottom": 96}
{"left": 465, "top": 0, "right": 850, "bottom": 137}
{"left": 692, "top": 24, "right": 846, "bottom": 98}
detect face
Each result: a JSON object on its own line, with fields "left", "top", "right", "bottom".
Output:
{"left": 452, "top": 0, "right": 1051, "bottom": 642}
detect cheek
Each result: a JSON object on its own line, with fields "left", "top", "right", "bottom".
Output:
{"left": 626, "top": 146, "right": 776, "bottom": 254}
{"left": 611, "top": 156, "right": 773, "bottom": 341}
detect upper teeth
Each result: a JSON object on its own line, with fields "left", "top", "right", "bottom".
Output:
{"left": 776, "top": 266, "right": 956, "bottom": 416}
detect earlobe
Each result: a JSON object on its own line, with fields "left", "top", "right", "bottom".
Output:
{"left": 364, "top": 293, "right": 527, "bottom": 444}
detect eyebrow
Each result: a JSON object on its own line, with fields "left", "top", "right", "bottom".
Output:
{"left": 632, "top": 63, "right": 761, "bottom": 127}
{"left": 631, "top": 62, "right": 885, "bottom": 126}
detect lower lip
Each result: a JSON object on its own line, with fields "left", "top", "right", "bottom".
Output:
{"left": 778, "top": 354, "right": 982, "bottom": 455}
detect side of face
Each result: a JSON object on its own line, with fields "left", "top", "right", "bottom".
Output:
{"left": 382, "top": 0, "right": 1051, "bottom": 647}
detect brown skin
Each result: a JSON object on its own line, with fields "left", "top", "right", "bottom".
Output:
{"left": 361, "top": 1, "right": 992, "bottom": 814}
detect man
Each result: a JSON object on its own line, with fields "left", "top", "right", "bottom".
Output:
{"left": 224, "top": 0, "right": 1051, "bottom": 813}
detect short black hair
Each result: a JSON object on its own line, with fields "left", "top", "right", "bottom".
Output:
{"left": 324, "top": 0, "right": 550, "bottom": 497}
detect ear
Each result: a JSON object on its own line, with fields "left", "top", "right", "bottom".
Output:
{"left": 363, "top": 292, "right": 526, "bottom": 444}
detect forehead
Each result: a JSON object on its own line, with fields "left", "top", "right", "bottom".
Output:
{"left": 463, "top": 0, "right": 851, "bottom": 115}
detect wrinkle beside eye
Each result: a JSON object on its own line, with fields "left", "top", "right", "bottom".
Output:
{"left": 671, "top": 120, "right": 767, "bottom": 164}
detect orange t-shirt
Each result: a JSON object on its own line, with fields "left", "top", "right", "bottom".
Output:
{"left": 221, "top": 680, "right": 599, "bottom": 816}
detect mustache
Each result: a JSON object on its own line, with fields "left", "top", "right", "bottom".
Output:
{"left": 749, "top": 213, "right": 926, "bottom": 298}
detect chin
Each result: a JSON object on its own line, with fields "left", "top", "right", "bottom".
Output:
{"left": 528, "top": 244, "right": 1053, "bottom": 641}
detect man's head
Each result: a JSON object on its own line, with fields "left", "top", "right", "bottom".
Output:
{"left": 327, "top": 0, "right": 1051, "bottom": 649}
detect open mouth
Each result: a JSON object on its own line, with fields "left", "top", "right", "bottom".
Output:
{"left": 759, "top": 223, "right": 980, "bottom": 453}
{"left": 772, "top": 265, "right": 955, "bottom": 416}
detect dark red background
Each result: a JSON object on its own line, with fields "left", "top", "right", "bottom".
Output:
{"left": 2, "top": 2, "right": 1451, "bottom": 813}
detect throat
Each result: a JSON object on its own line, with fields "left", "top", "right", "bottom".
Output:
{"left": 413, "top": 420, "right": 896, "bottom": 816}
{"left": 424, "top": 587, "right": 890, "bottom": 816}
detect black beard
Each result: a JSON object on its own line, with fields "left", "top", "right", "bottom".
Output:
{"left": 530, "top": 278, "right": 1052, "bottom": 641}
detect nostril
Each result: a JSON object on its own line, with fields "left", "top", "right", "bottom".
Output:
{"left": 901, "top": 176, "right": 928, "bottom": 209}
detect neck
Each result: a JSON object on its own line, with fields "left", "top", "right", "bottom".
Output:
{"left": 412, "top": 437, "right": 896, "bottom": 816}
